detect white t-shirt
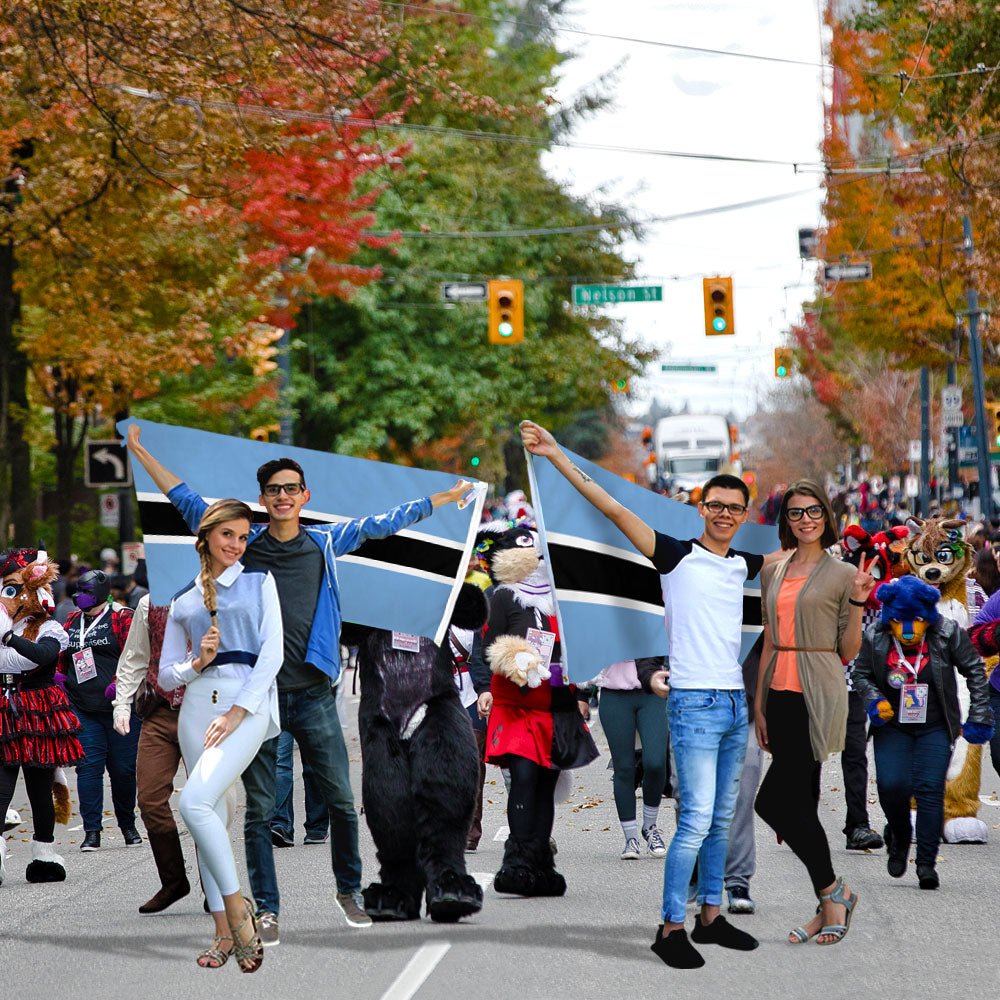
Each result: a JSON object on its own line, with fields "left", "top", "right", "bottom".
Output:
{"left": 651, "top": 532, "right": 764, "bottom": 690}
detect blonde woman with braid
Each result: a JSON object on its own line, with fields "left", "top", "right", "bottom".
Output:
{"left": 159, "top": 499, "right": 282, "bottom": 973}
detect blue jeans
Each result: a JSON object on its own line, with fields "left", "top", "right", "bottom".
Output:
{"left": 74, "top": 708, "right": 141, "bottom": 833}
{"left": 661, "top": 689, "right": 747, "bottom": 923}
{"left": 242, "top": 684, "right": 360, "bottom": 916}
{"left": 873, "top": 723, "right": 952, "bottom": 866}
{"left": 271, "top": 728, "right": 330, "bottom": 841}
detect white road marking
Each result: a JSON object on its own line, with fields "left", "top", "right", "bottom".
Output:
{"left": 493, "top": 825, "right": 509, "bottom": 842}
{"left": 470, "top": 872, "right": 494, "bottom": 890}
{"left": 379, "top": 942, "right": 451, "bottom": 1000}
{"left": 979, "top": 795, "right": 1000, "bottom": 807}
{"left": 67, "top": 824, "right": 83, "bottom": 832}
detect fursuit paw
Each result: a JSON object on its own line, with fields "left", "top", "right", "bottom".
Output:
{"left": 866, "top": 698, "right": 893, "bottom": 726}
{"left": 961, "top": 720, "right": 994, "bottom": 745}
{"left": 487, "top": 636, "right": 542, "bottom": 688}
{"left": 426, "top": 871, "right": 483, "bottom": 923}
{"left": 361, "top": 882, "right": 421, "bottom": 921}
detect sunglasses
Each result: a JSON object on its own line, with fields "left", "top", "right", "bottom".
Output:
{"left": 262, "top": 482, "right": 305, "bottom": 497}
{"left": 702, "top": 500, "right": 748, "bottom": 516}
{"left": 786, "top": 504, "right": 825, "bottom": 521}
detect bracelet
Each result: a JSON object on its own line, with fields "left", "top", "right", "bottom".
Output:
{"left": 848, "top": 598, "right": 867, "bottom": 607}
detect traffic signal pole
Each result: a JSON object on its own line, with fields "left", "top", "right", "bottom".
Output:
{"left": 919, "top": 366, "right": 930, "bottom": 516}
{"left": 964, "top": 216, "right": 993, "bottom": 521}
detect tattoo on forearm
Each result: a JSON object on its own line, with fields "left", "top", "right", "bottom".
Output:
{"left": 570, "top": 464, "right": 593, "bottom": 483}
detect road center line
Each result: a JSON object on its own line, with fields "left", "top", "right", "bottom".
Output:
{"left": 493, "top": 825, "right": 509, "bottom": 842}
{"left": 379, "top": 942, "right": 451, "bottom": 1000}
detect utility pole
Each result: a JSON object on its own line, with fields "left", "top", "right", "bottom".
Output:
{"left": 964, "top": 216, "right": 993, "bottom": 521}
{"left": 946, "top": 356, "right": 959, "bottom": 503}
{"left": 919, "top": 366, "right": 930, "bottom": 516}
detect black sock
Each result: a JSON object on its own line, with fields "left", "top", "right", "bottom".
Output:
{"left": 650, "top": 926, "right": 705, "bottom": 969}
{"left": 691, "top": 914, "right": 759, "bottom": 951}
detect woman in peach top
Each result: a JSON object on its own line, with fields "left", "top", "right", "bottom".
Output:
{"left": 753, "top": 480, "right": 875, "bottom": 947}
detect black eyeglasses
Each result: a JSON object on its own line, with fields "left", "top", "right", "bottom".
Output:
{"left": 262, "top": 483, "right": 305, "bottom": 497}
{"left": 786, "top": 504, "right": 825, "bottom": 521}
{"left": 702, "top": 500, "right": 748, "bottom": 516}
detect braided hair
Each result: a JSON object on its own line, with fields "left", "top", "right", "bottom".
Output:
{"left": 194, "top": 499, "right": 254, "bottom": 618}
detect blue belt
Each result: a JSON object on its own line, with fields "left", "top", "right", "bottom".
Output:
{"left": 212, "top": 650, "right": 259, "bottom": 668}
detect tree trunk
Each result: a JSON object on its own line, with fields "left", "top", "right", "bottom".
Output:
{"left": 51, "top": 373, "right": 89, "bottom": 561}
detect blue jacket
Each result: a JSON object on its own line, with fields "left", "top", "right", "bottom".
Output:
{"left": 167, "top": 482, "right": 433, "bottom": 683}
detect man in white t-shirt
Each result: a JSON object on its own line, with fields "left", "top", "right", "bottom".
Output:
{"left": 521, "top": 420, "right": 775, "bottom": 970}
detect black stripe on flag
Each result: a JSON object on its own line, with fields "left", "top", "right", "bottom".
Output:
{"left": 138, "top": 499, "right": 462, "bottom": 579}
{"left": 546, "top": 541, "right": 763, "bottom": 627}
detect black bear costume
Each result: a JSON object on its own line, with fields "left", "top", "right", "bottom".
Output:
{"left": 347, "top": 583, "right": 487, "bottom": 922}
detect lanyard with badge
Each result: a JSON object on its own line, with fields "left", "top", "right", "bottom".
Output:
{"left": 888, "top": 636, "right": 929, "bottom": 724}
{"left": 72, "top": 606, "right": 108, "bottom": 684}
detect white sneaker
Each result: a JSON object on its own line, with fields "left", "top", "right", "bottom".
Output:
{"left": 620, "top": 837, "right": 641, "bottom": 860}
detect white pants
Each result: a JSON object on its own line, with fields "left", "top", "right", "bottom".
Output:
{"left": 178, "top": 671, "right": 268, "bottom": 913}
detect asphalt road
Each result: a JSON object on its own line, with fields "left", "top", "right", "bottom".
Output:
{"left": 4, "top": 682, "right": 1000, "bottom": 1000}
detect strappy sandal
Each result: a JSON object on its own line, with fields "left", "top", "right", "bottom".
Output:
{"left": 788, "top": 904, "right": 822, "bottom": 944}
{"left": 816, "top": 876, "right": 858, "bottom": 946}
{"left": 229, "top": 897, "right": 264, "bottom": 973}
{"left": 196, "top": 935, "right": 232, "bottom": 969}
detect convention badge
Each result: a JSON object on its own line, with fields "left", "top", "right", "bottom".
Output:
{"left": 170, "top": 686, "right": 185, "bottom": 708}
{"left": 899, "top": 683, "right": 929, "bottom": 724}
{"left": 525, "top": 627, "right": 556, "bottom": 669}
{"left": 391, "top": 632, "right": 421, "bottom": 653}
{"left": 72, "top": 646, "right": 98, "bottom": 683}
{"left": 887, "top": 668, "right": 908, "bottom": 690}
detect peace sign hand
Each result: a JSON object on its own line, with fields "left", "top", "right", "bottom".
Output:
{"left": 851, "top": 556, "right": 877, "bottom": 604}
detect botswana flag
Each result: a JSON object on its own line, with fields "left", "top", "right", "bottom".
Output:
{"left": 119, "top": 419, "right": 486, "bottom": 644}
{"left": 526, "top": 447, "right": 778, "bottom": 682}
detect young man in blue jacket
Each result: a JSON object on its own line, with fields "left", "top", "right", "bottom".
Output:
{"left": 128, "top": 426, "right": 469, "bottom": 941}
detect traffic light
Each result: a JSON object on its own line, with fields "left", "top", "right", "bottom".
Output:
{"left": 488, "top": 278, "right": 524, "bottom": 344}
{"left": 774, "top": 347, "right": 793, "bottom": 378}
{"left": 611, "top": 377, "right": 630, "bottom": 394}
{"left": 703, "top": 276, "right": 734, "bottom": 336}
{"left": 250, "top": 423, "right": 281, "bottom": 442}
{"left": 986, "top": 401, "right": 1000, "bottom": 448}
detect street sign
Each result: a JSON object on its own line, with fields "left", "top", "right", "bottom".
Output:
{"left": 85, "top": 440, "right": 132, "bottom": 488}
{"left": 942, "top": 408, "right": 963, "bottom": 428}
{"left": 122, "top": 541, "right": 145, "bottom": 575}
{"left": 904, "top": 474, "right": 919, "bottom": 498}
{"left": 959, "top": 425, "right": 978, "bottom": 467}
{"left": 908, "top": 439, "right": 922, "bottom": 462}
{"left": 573, "top": 284, "right": 663, "bottom": 305}
{"left": 941, "top": 386, "right": 962, "bottom": 410}
{"left": 440, "top": 282, "right": 488, "bottom": 302}
{"left": 660, "top": 363, "right": 718, "bottom": 373}
{"left": 859, "top": 444, "right": 873, "bottom": 462}
{"left": 823, "top": 261, "right": 872, "bottom": 282}
{"left": 99, "top": 493, "right": 120, "bottom": 529}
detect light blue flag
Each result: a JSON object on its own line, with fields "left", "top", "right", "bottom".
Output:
{"left": 526, "top": 447, "right": 778, "bottom": 681}
{"left": 120, "top": 419, "right": 486, "bottom": 643}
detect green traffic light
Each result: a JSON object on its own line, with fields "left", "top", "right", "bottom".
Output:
{"left": 498, "top": 321, "right": 514, "bottom": 338}
{"left": 776, "top": 365, "right": 788, "bottom": 377}
{"left": 470, "top": 456, "right": 481, "bottom": 467}
{"left": 712, "top": 317, "right": 727, "bottom": 332}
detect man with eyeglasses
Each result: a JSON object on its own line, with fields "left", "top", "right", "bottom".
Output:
{"left": 127, "top": 427, "right": 469, "bottom": 940}
{"left": 520, "top": 420, "right": 778, "bottom": 970}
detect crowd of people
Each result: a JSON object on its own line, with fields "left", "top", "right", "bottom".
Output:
{"left": 2, "top": 419, "right": 1000, "bottom": 975}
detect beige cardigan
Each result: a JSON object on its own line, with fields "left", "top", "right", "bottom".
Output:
{"left": 760, "top": 552, "right": 856, "bottom": 761}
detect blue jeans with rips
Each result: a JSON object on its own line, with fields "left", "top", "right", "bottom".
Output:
{"left": 661, "top": 688, "right": 747, "bottom": 924}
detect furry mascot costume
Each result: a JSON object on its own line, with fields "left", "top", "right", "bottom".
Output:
{"left": 902, "top": 516, "right": 988, "bottom": 842}
{"left": 350, "top": 582, "right": 487, "bottom": 923}
{"left": 0, "top": 546, "right": 80, "bottom": 886}
{"left": 853, "top": 575, "right": 993, "bottom": 888}
{"left": 476, "top": 521, "right": 598, "bottom": 898}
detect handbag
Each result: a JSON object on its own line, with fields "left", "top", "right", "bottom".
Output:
{"left": 133, "top": 677, "right": 165, "bottom": 720}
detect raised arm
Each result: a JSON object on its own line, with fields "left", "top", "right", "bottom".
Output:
{"left": 127, "top": 424, "right": 182, "bottom": 495}
{"left": 520, "top": 420, "right": 655, "bottom": 559}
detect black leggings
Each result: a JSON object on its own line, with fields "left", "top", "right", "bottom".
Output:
{"left": 506, "top": 756, "right": 560, "bottom": 842}
{"left": 754, "top": 690, "right": 836, "bottom": 894}
{"left": 0, "top": 764, "right": 55, "bottom": 842}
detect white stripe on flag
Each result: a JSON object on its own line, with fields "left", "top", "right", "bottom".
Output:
{"left": 554, "top": 588, "right": 665, "bottom": 616}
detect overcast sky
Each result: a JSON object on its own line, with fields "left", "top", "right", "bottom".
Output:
{"left": 544, "top": 0, "right": 828, "bottom": 420}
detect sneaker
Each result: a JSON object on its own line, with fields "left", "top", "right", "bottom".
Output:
{"left": 257, "top": 911, "right": 280, "bottom": 946}
{"left": 4, "top": 808, "right": 21, "bottom": 833}
{"left": 620, "top": 837, "right": 642, "bottom": 860}
{"left": 303, "top": 832, "right": 330, "bottom": 845}
{"left": 726, "top": 885, "right": 756, "bottom": 915}
{"left": 335, "top": 890, "right": 373, "bottom": 928}
{"left": 270, "top": 829, "right": 294, "bottom": 848}
{"left": 121, "top": 827, "right": 143, "bottom": 847}
{"left": 80, "top": 831, "right": 100, "bottom": 852}
{"left": 642, "top": 825, "right": 667, "bottom": 858}
{"left": 845, "top": 825, "right": 884, "bottom": 851}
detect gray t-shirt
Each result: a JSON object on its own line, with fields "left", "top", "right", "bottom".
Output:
{"left": 245, "top": 528, "right": 326, "bottom": 691}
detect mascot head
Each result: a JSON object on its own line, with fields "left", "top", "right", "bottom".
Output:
{"left": 0, "top": 545, "right": 59, "bottom": 640}
{"left": 903, "top": 516, "right": 970, "bottom": 592}
{"left": 878, "top": 575, "right": 941, "bottom": 647}
{"left": 474, "top": 521, "right": 541, "bottom": 586}
{"left": 74, "top": 569, "right": 112, "bottom": 611}
{"left": 840, "top": 525, "right": 910, "bottom": 601}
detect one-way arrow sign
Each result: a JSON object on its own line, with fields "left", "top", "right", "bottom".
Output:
{"left": 441, "top": 281, "right": 488, "bottom": 302}
{"left": 85, "top": 440, "right": 132, "bottom": 488}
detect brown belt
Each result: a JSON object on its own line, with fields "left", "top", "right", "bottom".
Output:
{"left": 774, "top": 645, "right": 836, "bottom": 653}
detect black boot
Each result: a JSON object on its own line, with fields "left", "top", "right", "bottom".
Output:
{"left": 526, "top": 837, "right": 566, "bottom": 897}
{"left": 492, "top": 836, "right": 537, "bottom": 896}
{"left": 884, "top": 824, "right": 909, "bottom": 879}
{"left": 139, "top": 831, "right": 191, "bottom": 913}
{"left": 426, "top": 870, "right": 483, "bottom": 923}
{"left": 362, "top": 882, "right": 422, "bottom": 921}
